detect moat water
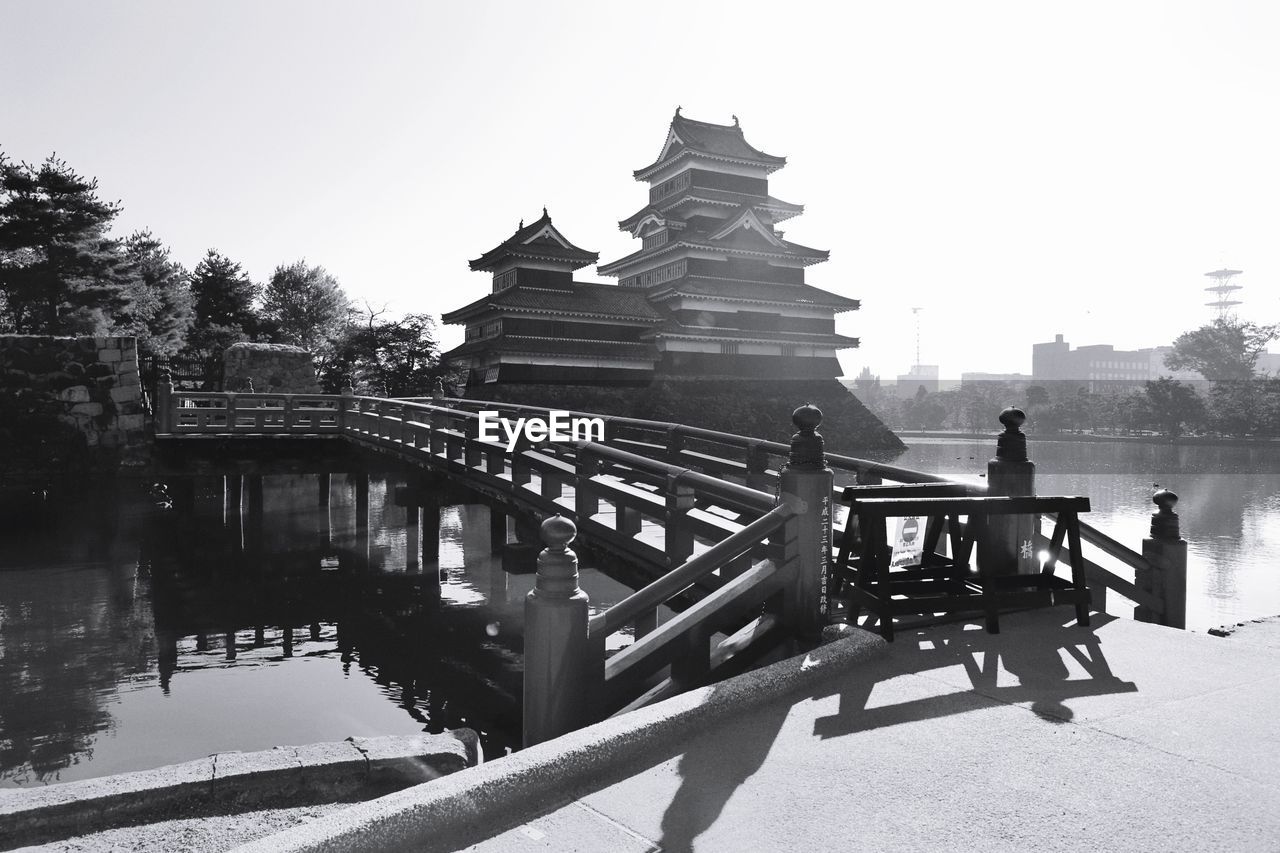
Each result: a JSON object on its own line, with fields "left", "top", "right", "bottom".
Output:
{"left": 0, "top": 473, "right": 642, "bottom": 787}
{"left": 2, "top": 438, "right": 1278, "bottom": 787}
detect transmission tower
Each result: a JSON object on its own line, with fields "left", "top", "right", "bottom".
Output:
{"left": 911, "top": 307, "right": 922, "bottom": 370}
{"left": 1204, "top": 268, "right": 1243, "bottom": 318}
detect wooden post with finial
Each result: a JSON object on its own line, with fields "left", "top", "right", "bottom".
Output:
{"left": 155, "top": 368, "right": 174, "bottom": 434}
{"left": 778, "top": 403, "right": 835, "bottom": 638}
{"left": 1139, "top": 489, "right": 1187, "bottom": 629}
{"left": 338, "top": 375, "right": 354, "bottom": 431}
{"left": 980, "top": 407, "right": 1038, "bottom": 575}
{"left": 523, "top": 515, "right": 595, "bottom": 746}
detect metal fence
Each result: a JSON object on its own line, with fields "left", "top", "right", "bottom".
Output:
{"left": 142, "top": 353, "right": 224, "bottom": 395}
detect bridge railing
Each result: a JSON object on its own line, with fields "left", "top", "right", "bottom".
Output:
{"left": 340, "top": 394, "right": 792, "bottom": 589}
{"left": 158, "top": 387, "right": 342, "bottom": 434}
{"left": 427, "top": 396, "right": 1187, "bottom": 630}
{"left": 158, "top": 380, "right": 1189, "bottom": 631}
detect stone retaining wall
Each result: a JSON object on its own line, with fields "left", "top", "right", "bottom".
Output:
{"left": 0, "top": 335, "right": 147, "bottom": 477}
{"left": 223, "top": 343, "right": 320, "bottom": 394}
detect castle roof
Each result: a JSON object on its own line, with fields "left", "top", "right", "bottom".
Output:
{"left": 468, "top": 209, "right": 599, "bottom": 272}
{"left": 634, "top": 111, "right": 787, "bottom": 180}
{"left": 441, "top": 280, "right": 662, "bottom": 325}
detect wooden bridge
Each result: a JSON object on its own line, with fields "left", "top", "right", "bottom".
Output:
{"left": 153, "top": 375, "right": 1189, "bottom": 746}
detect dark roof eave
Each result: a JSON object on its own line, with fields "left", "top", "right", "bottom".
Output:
{"left": 633, "top": 149, "right": 786, "bottom": 181}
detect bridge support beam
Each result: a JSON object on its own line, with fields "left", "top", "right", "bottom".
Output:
{"left": 489, "top": 504, "right": 507, "bottom": 554}
{"left": 318, "top": 473, "right": 330, "bottom": 507}
{"left": 980, "top": 408, "right": 1038, "bottom": 576}
{"left": 778, "top": 405, "right": 835, "bottom": 640}
{"left": 354, "top": 473, "right": 369, "bottom": 531}
{"left": 171, "top": 478, "right": 196, "bottom": 516}
{"left": 1139, "top": 490, "right": 1188, "bottom": 629}
{"left": 423, "top": 500, "right": 441, "bottom": 564}
{"left": 225, "top": 474, "right": 243, "bottom": 520}
{"left": 405, "top": 504, "right": 420, "bottom": 571}
{"left": 245, "top": 475, "right": 264, "bottom": 556}
{"left": 524, "top": 516, "right": 596, "bottom": 747}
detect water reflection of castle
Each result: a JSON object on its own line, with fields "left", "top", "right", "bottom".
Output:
{"left": 441, "top": 111, "right": 860, "bottom": 386}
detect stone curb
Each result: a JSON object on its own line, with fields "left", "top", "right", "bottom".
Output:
{"left": 0, "top": 731, "right": 479, "bottom": 851}
{"left": 232, "top": 630, "right": 887, "bottom": 853}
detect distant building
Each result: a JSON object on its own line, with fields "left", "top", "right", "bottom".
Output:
{"left": 960, "top": 372, "right": 1031, "bottom": 387}
{"left": 891, "top": 365, "right": 939, "bottom": 397}
{"left": 1032, "top": 333, "right": 1203, "bottom": 391}
{"left": 1256, "top": 352, "right": 1280, "bottom": 375}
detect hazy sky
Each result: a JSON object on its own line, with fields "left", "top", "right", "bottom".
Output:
{"left": 3, "top": 1, "right": 1278, "bottom": 377}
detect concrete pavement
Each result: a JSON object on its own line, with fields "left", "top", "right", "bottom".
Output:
{"left": 237, "top": 610, "right": 1280, "bottom": 852}
{"left": 464, "top": 611, "right": 1280, "bottom": 853}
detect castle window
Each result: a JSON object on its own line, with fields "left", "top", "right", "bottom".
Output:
{"left": 781, "top": 344, "right": 797, "bottom": 357}
{"left": 720, "top": 342, "right": 739, "bottom": 355}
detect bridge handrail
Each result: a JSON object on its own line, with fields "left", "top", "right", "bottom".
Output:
{"left": 429, "top": 397, "right": 944, "bottom": 485}
{"left": 159, "top": 387, "right": 1185, "bottom": 632}
{"left": 578, "top": 442, "right": 778, "bottom": 513}
{"left": 590, "top": 504, "right": 794, "bottom": 637}
{"left": 378, "top": 396, "right": 779, "bottom": 513}
{"left": 430, "top": 397, "right": 1161, "bottom": 596}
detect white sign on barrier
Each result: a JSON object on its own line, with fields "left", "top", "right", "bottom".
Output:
{"left": 890, "top": 516, "right": 924, "bottom": 567}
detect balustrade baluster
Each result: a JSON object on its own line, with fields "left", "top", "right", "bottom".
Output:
{"left": 512, "top": 433, "right": 532, "bottom": 488}
{"left": 576, "top": 452, "right": 600, "bottom": 520}
{"left": 665, "top": 475, "right": 696, "bottom": 567}
{"left": 617, "top": 504, "right": 642, "bottom": 538}
{"left": 745, "top": 441, "right": 771, "bottom": 490}
{"left": 464, "top": 417, "right": 482, "bottom": 468}
{"left": 540, "top": 459, "right": 562, "bottom": 501}
{"left": 155, "top": 369, "right": 174, "bottom": 433}
{"left": 666, "top": 426, "right": 685, "bottom": 465}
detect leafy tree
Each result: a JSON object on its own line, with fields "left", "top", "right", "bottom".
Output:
{"left": 319, "top": 305, "right": 441, "bottom": 396}
{"left": 902, "top": 386, "right": 947, "bottom": 430}
{"left": 1165, "top": 317, "right": 1278, "bottom": 380}
{"left": 113, "top": 230, "right": 192, "bottom": 357}
{"left": 186, "top": 249, "right": 260, "bottom": 355}
{"left": 260, "top": 260, "right": 350, "bottom": 351}
{"left": 1207, "top": 381, "right": 1264, "bottom": 437}
{"left": 1025, "top": 385, "right": 1050, "bottom": 407}
{"left": 0, "top": 153, "right": 131, "bottom": 334}
{"left": 1143, "top": 377, "right": 1204, "bottom": 437}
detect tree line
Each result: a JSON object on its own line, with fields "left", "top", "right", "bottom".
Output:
{"left": 856, "top": 316, "right": 1280, "bottom": 439}
{"left": 0, "top": 152, "right": 444, "bottom": 395}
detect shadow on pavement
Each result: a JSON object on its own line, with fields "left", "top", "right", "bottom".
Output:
{"left": 642, "top": 614, "right": 1138, "bottom": 852}
{"left": 655, "top": 680, "right": 793, "bottom": 853}
{"left": 813, "top": 613, "right": 1138, "bottom": 739}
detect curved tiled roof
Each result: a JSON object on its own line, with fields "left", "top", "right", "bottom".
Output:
{"left": 468, "top": 210, "right": 598, "bottom": 272}
{"left": 655, "top": 325, "right": 860, "bottom": 347}
{"left": 649, "top": 278, "right": 860, "bottom": 311}
{"left": 441, "top": 281, "right": 663, "bottom": 324}
{"left": 443, "top": 335, "right": 658, "bottom": 360}
{"left": 635, "top": 112, "right": 787, "bottom": 179}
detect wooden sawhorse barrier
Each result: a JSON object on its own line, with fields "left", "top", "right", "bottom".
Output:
{"left": 837, "top": 493, "right": 1093, "bottom": 640}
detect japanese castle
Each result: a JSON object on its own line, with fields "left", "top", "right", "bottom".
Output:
{"left": 441, "top": 111, "right": 860, "bottom": 386}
